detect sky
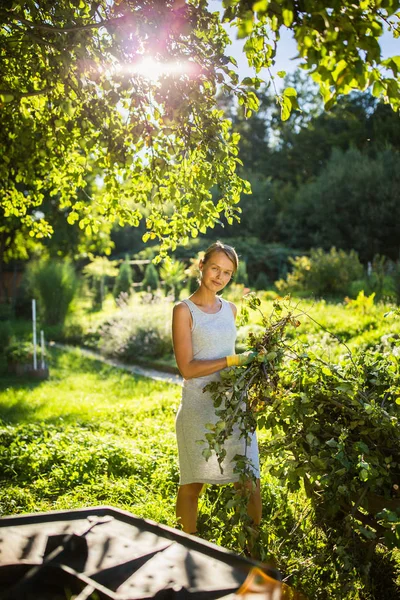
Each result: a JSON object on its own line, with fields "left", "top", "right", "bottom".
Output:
{"left": 208, "top": 0, "right": 400, "bottom": 85}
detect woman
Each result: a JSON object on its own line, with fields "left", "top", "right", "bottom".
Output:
{"left": 172, "top": 241, "right": 261, "bottom": 535}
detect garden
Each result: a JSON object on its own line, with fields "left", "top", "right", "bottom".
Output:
{"left": 1, "top": 246, "right": 400, "bottom": 599}
{"left": 1, "top": 1, "right": 400, "bottom": 598}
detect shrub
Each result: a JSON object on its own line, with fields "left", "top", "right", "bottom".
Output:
{"left": 83, "top": 256, "right": 119, "bottom": 310}
{"left": 0, "top": 321, "right": 12, "bottom": 352}
{"left": 5, "top": 340, "right": 35, "bottom": 363}
{"left": 25, "top": 260, "right": 78, "bottom": 325}
{"left": 276, "top": 247, "right": 364, "bottom": 297}
{"left": 142, "top": 263, "right": 159, "bottom": 291}
{"left": 253, "top": 271, "right": 270, "bottom": 291}
{"left": 223, "top": 283, "right": 246, "bottom": 303}
{"left": 99, "top": 301, "right": 172, "bottom": 361}
{"left": 113, "top": 256, "right": 133, "bottom": 299}
{"left": 234, "top": 260, "right": 248, "bottom": 286}
{"left": 159, "top": 260, "right": 186, "bottom": 301}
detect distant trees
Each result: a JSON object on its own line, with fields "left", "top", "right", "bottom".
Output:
{"left": 113, "top": 256, "right": 133, "bottom": 299}
{"left": 280, "top": 148, "right": 400, "bottom": 262}
{"left": 216, "top": 85, "right": 400, "bottom": 263}
{"left": 142, "top": 263, "right": 160, "bottom": 293}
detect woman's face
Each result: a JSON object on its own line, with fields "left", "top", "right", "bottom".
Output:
{"left": 199, "top": 251, "right": 235, "bottom": 292}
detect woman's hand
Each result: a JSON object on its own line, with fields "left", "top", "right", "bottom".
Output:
{"left": 226, "top": 350, "right": 258, "bottom": 367}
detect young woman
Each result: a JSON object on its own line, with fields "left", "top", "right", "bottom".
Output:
{"left": 172, "top": 241, "right": 262, "bottom": 535}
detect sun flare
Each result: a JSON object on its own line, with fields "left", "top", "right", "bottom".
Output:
{"left": 113, "top": 57, "right": 196, "bottom": 82}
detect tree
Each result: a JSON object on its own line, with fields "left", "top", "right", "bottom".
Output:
{"left": 279, "top": 147, "right": 400, "bottom": 262}
{"left": 159, "top": 260, "right": 186, "bottom": 301}
{"left": 83, "top": 256, "right": 119, "bottom": 309}
{"left": 1, "top": 1, "right": 398, "bottom": 254}
{"left": 25, "top": 259, "right": 77, "bottom": 325}
{"left": 113, "top": 255, "right": 133, "bottom": 299}
{"left": 142, "top": 262, "right": 160, "bottom": 292}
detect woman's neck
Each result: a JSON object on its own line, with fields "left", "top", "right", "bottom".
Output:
{"left": 190, "top": 286, "right": 219, "bottom": 309}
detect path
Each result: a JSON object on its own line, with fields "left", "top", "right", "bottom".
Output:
{"left": 52, "top": 343, "right": 182, "bottom": 386}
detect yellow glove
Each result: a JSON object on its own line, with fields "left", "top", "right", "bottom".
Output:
{"left": 226, "top": 350, "right": 257, "bottom": 367}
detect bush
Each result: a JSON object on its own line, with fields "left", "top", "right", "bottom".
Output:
{"left": 99, "top": 300, "right": 172, "bottom": 361}
{"left": 253, "top": 271, "right": 270, "bottom": 291}
{"left": 235, "top": 260, "right": 248, "bottom": 286}
{"left": 159, "top": 260, "right": 186, "bottom": 301}
{"left": 142, "top": 263, "right": 159, "bottom": 291}
{"left": 25, "top": 260, "right": 78, "bottom": 325}
{"left": 113, "top": 256, "right": 133, "bottom": 299}
{"left": 5, "top": 340, "right": 35, "bottom": 363}
{"left": 0, "top": 321, "right": 12, "bottom": 352}
{"left": 276, "top": 247, "right": 364, "bottom": 297}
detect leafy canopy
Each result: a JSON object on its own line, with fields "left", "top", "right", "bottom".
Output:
{"left": 0, "top": 0, "right": 399, "bottom": 254}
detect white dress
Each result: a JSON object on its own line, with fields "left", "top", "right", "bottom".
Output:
{"left": 175, "top": 297, "right": 260, "bottom": 485}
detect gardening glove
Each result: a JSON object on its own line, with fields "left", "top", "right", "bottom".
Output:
{"left": 226, "top": 350, "right": 258, "bottom": 367}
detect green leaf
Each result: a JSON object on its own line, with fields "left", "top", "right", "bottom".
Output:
{"left": 372, "top": 80, "right": 385, "bottom": 97}
{"left": 202, "top": 448, "right": 212, "bottom": 461}
{"left": 280, "top": 95, "right": 292, "bottom": 121}
{"left": 241, "top": 77, "right": 255, "bottom": 86}
{"left": 282, "top": 9, "right": 294, "bottom": 27}
{"left": 0, "top": 94, "right": 14, "bottom": 103}
{"left": 253, "top": 0, "right": 268, "bottom": 11}
{"left": 283, "top": 87, "right": 297, "bottom": 97}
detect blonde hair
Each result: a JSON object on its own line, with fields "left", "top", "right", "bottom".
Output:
{"left": 202, "top": 241, "right": 239, "bottom": 274}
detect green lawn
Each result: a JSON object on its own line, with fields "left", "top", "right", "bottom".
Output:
{"left": 0, "top": 346, "right": 315, "bottom": 593}
{"left": 2, "top": 329, "right": 400, "bottom": 598}
{"left": 0, "top": 347, "right": 181, "bottom": 525}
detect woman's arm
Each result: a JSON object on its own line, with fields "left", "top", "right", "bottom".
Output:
{"left": 172, "top": 302, "right": 228, "bottom": 380}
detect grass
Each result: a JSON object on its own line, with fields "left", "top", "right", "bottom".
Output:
{"left": 2, "top": 293, "right": 400, "bottom": 598}
{"left": 0, "top": 347, "right": 181, "bottom": 525}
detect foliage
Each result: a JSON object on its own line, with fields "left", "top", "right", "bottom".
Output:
{"left": 0, "top": 321, "right": 12, "bottom": 352}
{"left": 234, "top": 260, "right": 248, "bottom": 286}
{"left": 226, "top": 1, "right": 400, "bottom": 111}
{"left": 203, "top": 294, "right": 400, "bottom": 597}
{"left": 279, "top": 148, "right": 400, "bottom": 262}
{"left": 83, "top": 255, "right": 119, "bottom": 309}
{"left": 142, "top": 262, "right": 160, "bottom": 292}
{"left": 276, "top": 247, "right": 364, "bottom": 297}
{"left": 254, "top": 271, "right": 270, "bottom": 291}
{"left": 98, "top": 294, "right": 172, "bottom": 361}
{"left": 216, "top": 91, "right": 400, "bottom": 266}
{"left": 159, "top": 260, "right": 186, "bottom": 301}
{"left": 113, "top": 255, "right": 133, "bottom": 300}
{"left": 4, "top": 340, "right": 35, "bottom": 363}
{"left": 0, "top": 347, "right": 180, "bottom": 524}
{"left": 223, "top": 283, "right": 247, "bottom": 304}
{"left": 345, "top": 291, "right": 376, "bottom": 314}
{"left": 0, "top": 1, "right": 251, "bottom": 252}
{"left": 25, "top": 259, "right": 78, "bottom": 325}
{"left": 2, "top": 305, "right": 400, "bottom": 596}
{"left": 361, "top": 255, "right": 399, "bottom": 303}
{"left": 1, "top": 1, "right": 398, "bottom": 253}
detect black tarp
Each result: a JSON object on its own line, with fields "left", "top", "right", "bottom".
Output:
{"left": 0, "top": 505, "right": 284, "bottom": 600}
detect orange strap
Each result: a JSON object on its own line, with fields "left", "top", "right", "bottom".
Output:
{"left": 236, "top": 566, "right": 306, "bottom": 599}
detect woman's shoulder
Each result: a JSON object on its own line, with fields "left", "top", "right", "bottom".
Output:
{"left": 173, "top": 300, "right": 192, "bottom": 318}
{"left": 221, "top": 297, "right": 237, "bottom": 318}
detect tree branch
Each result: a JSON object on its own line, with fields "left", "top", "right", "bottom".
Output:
{"left": 0, "top": 13, "right": 126, "bottom": 34}
{"left": 0, "top": 87, "right": 52, "bottom": 98}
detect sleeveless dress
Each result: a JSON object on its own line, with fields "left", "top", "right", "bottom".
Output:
{"left": 175, "top": 297, "right": 260, "bottom": 485}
